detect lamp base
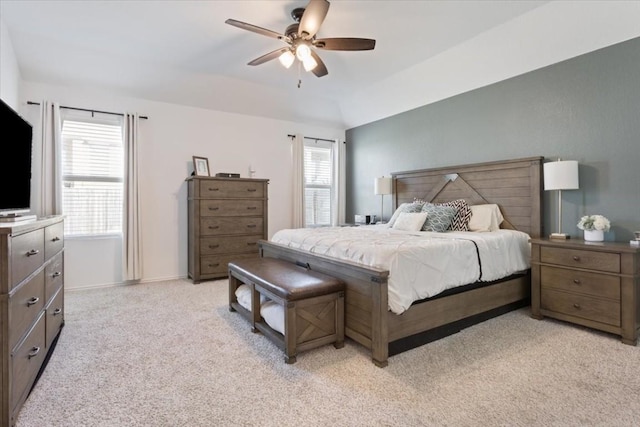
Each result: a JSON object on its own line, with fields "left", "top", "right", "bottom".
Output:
{"left": 549, "top": 233, "right": 571, "bottom": 240}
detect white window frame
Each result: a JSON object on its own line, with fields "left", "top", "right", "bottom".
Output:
{"left": 60, "top": 113, "right": 124, "bottom": 238}
{"left": 304, "top": 139, "right": 335, "bottom": 227}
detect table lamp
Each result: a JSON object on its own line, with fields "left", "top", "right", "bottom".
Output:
{"left": 544, "top": 159, "right": 579, "bottom": 239}
{"left": 374, "top": 176, "right": 392, "bottom": 224}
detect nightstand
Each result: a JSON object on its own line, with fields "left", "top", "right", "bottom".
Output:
{"left": 530, "top": 238, "right": 640, "bottom": 345}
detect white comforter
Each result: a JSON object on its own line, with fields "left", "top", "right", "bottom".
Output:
{"left": 271, "top": 226, "right": 531, "bottom": 314}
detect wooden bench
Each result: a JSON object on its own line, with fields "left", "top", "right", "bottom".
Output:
{"left": 228, "top": 257, "right": 345, "bottom": 364}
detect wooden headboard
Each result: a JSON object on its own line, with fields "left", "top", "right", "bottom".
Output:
{"left": 392, "top": 156, "right": 543, "bottom": 238}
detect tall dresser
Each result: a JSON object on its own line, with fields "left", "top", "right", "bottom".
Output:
{"left": 1, "top": 216, "right": 65, "bottom": 426}
{"left": 187, "top": 177, "right": 268, "bottom": 283}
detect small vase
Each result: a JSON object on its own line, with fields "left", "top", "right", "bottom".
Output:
{"left": 584, "top": 229, "right": 604, "bottom": 242}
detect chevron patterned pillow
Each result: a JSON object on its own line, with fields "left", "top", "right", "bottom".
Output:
{"left": 437, "top": 199, "right": 472, "bottom": 231}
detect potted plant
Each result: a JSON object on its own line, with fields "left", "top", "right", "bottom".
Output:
{"left": 577, "top": 215, "right": 610, "bottom": 242}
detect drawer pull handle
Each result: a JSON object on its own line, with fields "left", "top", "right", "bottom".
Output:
{"left": 247, "top": 242, "right": 257, "bottom": 246}
{"left": 247, "top": 188, "right": 257, "bottom": 192}
{"left": 573, "top": 303, "right": 581, "bottom": 309}
{"left": 27, "top": 297, "right": 40, "bottom": 306}
{"left": 27, "top": 249, "right": 40, "bottom": 256}
{"left": 53, "top": 308, "right": 62, "bottom": 316}
{"left": 52, "top": 271, "right": 62, "bottom": 278}
{"left": 28, "top": 347, "right": 41, "bottom": 359}
{"left": 208, "top": 226, "right": 220, "bottom": 230}
{"left": 208, "top": 263, "right": 220, "bottom": 268}
{"left": 573, "top": 279, "right": 581, "bottom": 285}
{"left": 247, "top": 224, "right": 256, "bottom": 228}
{"left": 52, "top": 236, "right": 61, "bottom": 242}
{"left": 209, "top": 188, "right": 220, "bottom": 191}
{"left": 572, "top": 256, "right": 580, "bottom": 262}
{"left": 209, "top": 244, "right": 220, "bottom": 249}
{"left": 247, "top": 207, "right": 257, "bottom": 210}
{"left": 208, "top": 207, "right": 219, "bottom": 211}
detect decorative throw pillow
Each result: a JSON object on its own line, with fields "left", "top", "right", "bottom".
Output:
{"left": 436, "top": 199, "right": 472, "bottom": 231}
{"left": 387, "top": 202, "right": 424, "bottom": 227}
{"left": 468, "top": 204, "right": 504, "bottom": 232}
{"left": 392, "top": 212, "right": 429, "bottom": 231}
{"left": 420, "top": 204, "right": 458, "bottom": 232}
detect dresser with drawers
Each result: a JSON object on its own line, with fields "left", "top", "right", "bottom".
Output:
{"left": 187, "top": 177, "right": 268, "bottom": 283}
{"left": 530, "top": 238, "right": 640, "bottom": 345}
{"left": 1, "top": 216, "right": 65, "bottom": 426}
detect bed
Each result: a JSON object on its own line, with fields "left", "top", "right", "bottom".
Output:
{"left": 259, "top": 156, "right": 543, "bottom": 366}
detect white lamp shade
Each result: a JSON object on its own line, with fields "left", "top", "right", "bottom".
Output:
{"left": 544, "top": 160, "right": 579, "bottom": 190}
{"left": 374, "top": 177, "right": 392, "bottom": 195}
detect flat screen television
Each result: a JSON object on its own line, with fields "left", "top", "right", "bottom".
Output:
{"left": 0, "top": 98, "right": 33, "bottom": 218}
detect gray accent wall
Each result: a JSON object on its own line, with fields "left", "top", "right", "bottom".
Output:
{"left": 346, "top": 37, "right": 640, "bottom": 241}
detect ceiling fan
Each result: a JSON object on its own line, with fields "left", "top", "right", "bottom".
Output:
{"left": 225, "top": 0, "right": 376, "bottom": 79}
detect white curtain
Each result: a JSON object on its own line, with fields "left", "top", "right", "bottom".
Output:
{"left": 332, "top": 139, "right": 346, "bottom": 226}
{"left": 39, "top": 101, "right": 62, "bottom": 216}
{"left": 123, "top": 113, "right": 142, "bottom": 281}
{"left": 292, "top": 134, "right": 305, "bottom": 228}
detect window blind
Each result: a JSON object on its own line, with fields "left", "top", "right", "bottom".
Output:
{"left": 61, "top": 119, "right": 124, "bottom": 236}
{"left": 304, "top": 142, "right": 333, "bottom": 226}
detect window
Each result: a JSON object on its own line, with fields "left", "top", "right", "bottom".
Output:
{"left": 61, "top": 117, "right": 124, "bottom": 236}
{"left": 304, "top": 140, "right": 334, "bottom": 226}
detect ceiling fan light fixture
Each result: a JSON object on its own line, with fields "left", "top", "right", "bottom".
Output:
{"left": 302, "top": 55, "right": 318, "bottom": 72}
{"left": 295, "top": 43, "right": 312, "bottom": 61}
{"left": 279, "top": 50, "right": 295, "bottom": 68}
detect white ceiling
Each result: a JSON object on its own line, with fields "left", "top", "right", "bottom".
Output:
{"left": 1, "top": 1, "right": 639, "bottom": 129}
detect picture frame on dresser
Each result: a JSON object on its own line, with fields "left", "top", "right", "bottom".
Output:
{"left": 192, "top": 156, "right": 210, "bottom": 177}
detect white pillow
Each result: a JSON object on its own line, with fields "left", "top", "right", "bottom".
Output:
{"left": 392, "top": 212, "right": 429, "bottom": 231}
{"left": 235, "top": 284, "right": 266, "bottom": 311}
{"left": 387, "top": 202, "right": 424, "bottom": 227}
{"left": 468, "top": 204, "right": 504, "bottom": 232}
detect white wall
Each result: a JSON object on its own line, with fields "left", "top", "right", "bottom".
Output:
{"left": 21, "top": 82, "right": 345, "bottom": 289}
{"left": 0, "top": 17, "right": 21, "bottom": 107}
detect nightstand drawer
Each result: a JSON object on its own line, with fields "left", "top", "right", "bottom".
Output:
{"left": 541, "top": 266, "right": 620, "bottom": 300}
{"left": 541, "top": 289, "right": 620, "bottom": 327}
{"left": 541, "top": 247, "right": 620, "bottom": 273}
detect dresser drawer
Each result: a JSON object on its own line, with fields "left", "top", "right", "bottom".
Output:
{"left": 10, "top": 228, "right": 44, "bottom": 290}
{"left": 9, "top": 270, "right": 45, "bottom": 350}
{"left": 541, "top": 266, "right": 620, "bottom": 300}
{"left": 200, "top": 217, "right": 263, "bottom": 236}
{"left": 199, "top": 180, "right": 264, "bottom": 198}
{"left": 541, "top": 288, "right": 620, "bottom": 327}
{"left": 11, "top": 312, "right": 46, "bottom": 413}
{"left": 200, "top": 235, "right": 261, "bottom": 255}
{"left": 201, "top": 253, "right": 259, "bottom": 276}
{"left": 45, "top": 288, "right": 64, "bottom": 348}
{"left": 541, "top": 246, "right": 620, "bottom": 273}
{"left": 200, "top": 199, "right": 264, "bottom": 217}
{"left": 44, "top": 222, "right": 64, "bottom": 260}
{"left": 45, "top": 252, "right": 64, "bottom": 303}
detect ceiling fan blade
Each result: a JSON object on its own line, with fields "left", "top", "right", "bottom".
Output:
{"left": 298, "top": 0, "right": 330, "bottom": 39}
{"left": 248, "top": 48, "right": 291, "bottom": 66}
{"left": 314, "top": 38, "right": 376, "bottom": 51}
{"left": 225, "top": 19, "right": 291, "bottom": 43}
{"left": 310, "top": 50, "right": 328, "bottom": 77}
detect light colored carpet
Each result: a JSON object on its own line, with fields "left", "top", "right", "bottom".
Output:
{"left": 17, "top": 278, "right": 640, "bottom": 427}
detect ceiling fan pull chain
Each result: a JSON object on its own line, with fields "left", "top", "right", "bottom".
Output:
{"left": 297, "top": 60, "right": 302, "bottom": 88}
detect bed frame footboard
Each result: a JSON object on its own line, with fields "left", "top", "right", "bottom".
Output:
{"left": 259, "top": 240, "right": 391, "bottom": 366}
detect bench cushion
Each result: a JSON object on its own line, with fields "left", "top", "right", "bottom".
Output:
{"left": 228, "top": 258, "right": 344, "bottom": 301}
